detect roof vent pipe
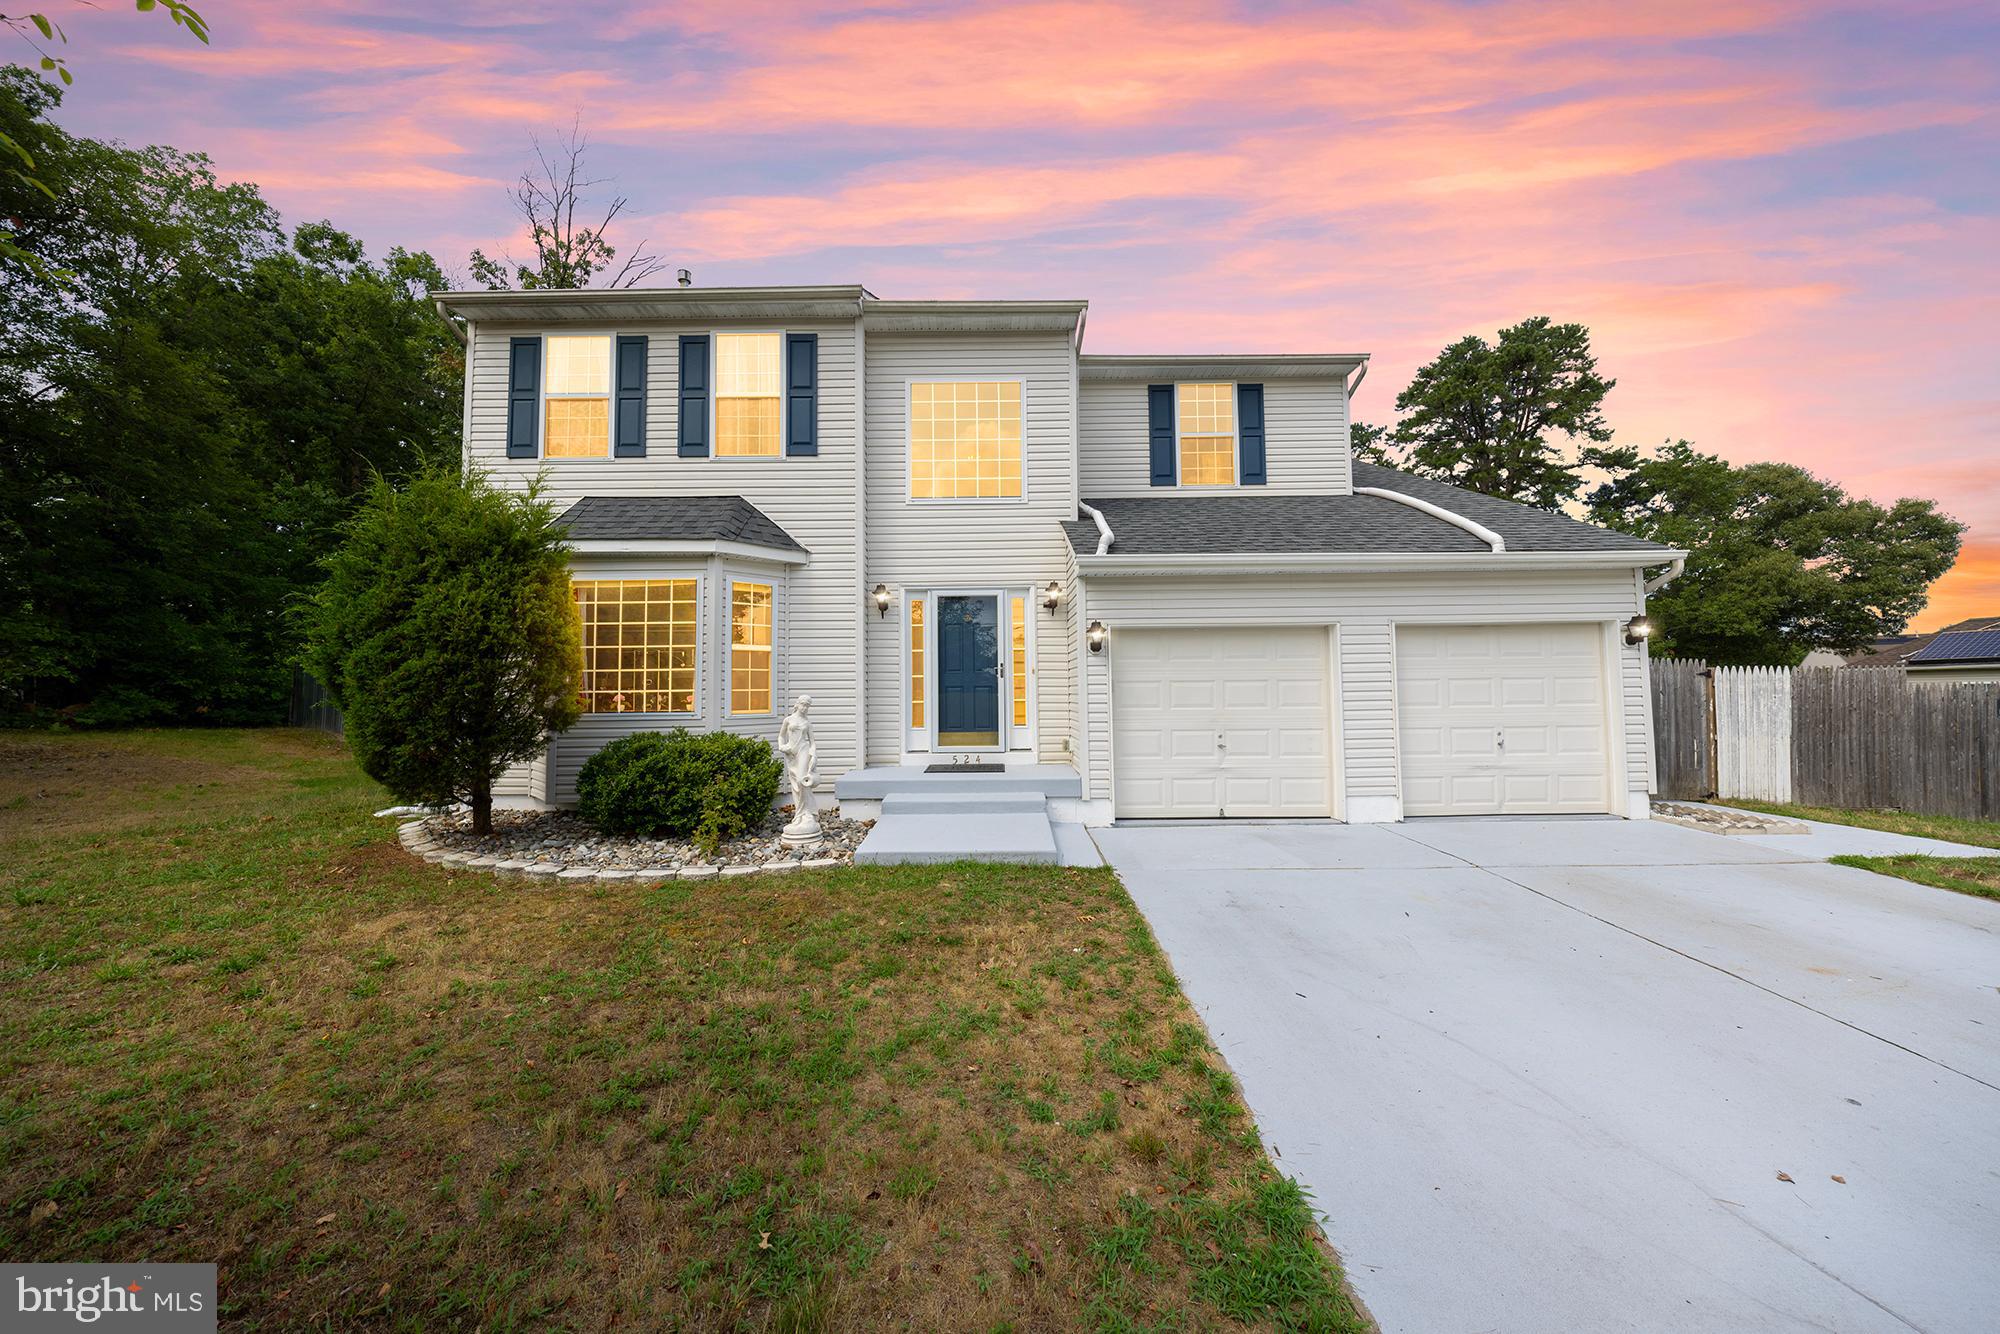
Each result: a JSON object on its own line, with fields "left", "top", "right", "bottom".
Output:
{"left": 676, "top": 268, "right": 692, "bottom": 287}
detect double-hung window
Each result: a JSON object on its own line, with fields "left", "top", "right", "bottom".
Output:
{"left": 729, "top": 581, "right": 773, "bottom": 714}
{"left": 544, "top": 335, "right": 613, "bottom": 457}
{"left": 910, "top": 380, "right": 1024, "bottom": 499}
{"left": 716, "top": 333, "right": 783, "bottom": 456}
{"left": 573, "top": 579, "right": 698, "bottom": 713}
{"left": 1176, "top": 382, "right": 1236, "bottom": 486}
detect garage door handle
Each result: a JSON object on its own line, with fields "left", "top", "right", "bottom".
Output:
{"left": 1496, "top": 729, "right": 1506, "bottom": 750}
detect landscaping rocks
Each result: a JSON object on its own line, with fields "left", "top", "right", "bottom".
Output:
{"left": 398, "top": 806, "right": 870, "bottom": 883}
{"left": 1652, "top": 800, "right": 1808, "bottom": 836}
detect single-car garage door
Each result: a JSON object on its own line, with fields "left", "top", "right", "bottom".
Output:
{"left": 1112, "top": 626, "right": 1333, "bottom": 818}
{"left": 1397, "top": 623, "right": 1611, "bottom": 816}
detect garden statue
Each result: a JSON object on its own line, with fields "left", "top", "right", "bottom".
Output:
{"left": 778, "top": 694, "right": 821, "bottom": 846}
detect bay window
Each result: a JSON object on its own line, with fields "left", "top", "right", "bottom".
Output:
{"left": 573, "top": 578, "right": 697, "bottom": 713}
{"left": 729, "top": 581, "right": 773, "bottom": 714}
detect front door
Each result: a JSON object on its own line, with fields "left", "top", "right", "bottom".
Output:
{"left": 936, "top": 594, "right": 1002, "bottom": 748}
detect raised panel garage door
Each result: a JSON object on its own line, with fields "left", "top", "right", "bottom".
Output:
{"left": 1397, "top": 623, "right": 1611, "bottom": 816}
{"left": 1112, "top": 626, "right": 1332, "bottom": 819}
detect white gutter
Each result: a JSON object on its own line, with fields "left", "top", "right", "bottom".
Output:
{"left": 1643, "top": 555, "right": 1686, "bottom": 595}
{"left": 1076, "top": 549, "right": 1689, "bottom": 577}
{"left": 1346, "top": 361, "right": 1368, "bottom": 397}
{"left": 1353, "top": 486, "right": 1506, "bottom": 552}
{"left": 566, "top": 539, "right": 809, "bottom": 566}
{"left": 1077, "top": 501, "right": 1114, "bottom": 556}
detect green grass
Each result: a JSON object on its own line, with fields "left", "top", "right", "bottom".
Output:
{"left": 1829, "top": 855, "right": 2000, "bottom": 902}
{"left": 1717, "top": 799, "right": 2000, "bottom": 850}
{"left": 0, "top": 729, "right": 1369, "bottom": 1332}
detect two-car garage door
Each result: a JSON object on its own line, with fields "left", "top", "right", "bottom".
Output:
{"left": 1109, "top": 621, "right": 1613, "bottom": 819}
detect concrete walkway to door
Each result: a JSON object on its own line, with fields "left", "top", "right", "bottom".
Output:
{"left": 1092, "top": 816, "right": 2000, "bottom": 1334}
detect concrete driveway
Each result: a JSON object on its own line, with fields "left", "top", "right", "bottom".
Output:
{"left": 1091, "top": 815, "right": 2000, "bottom": 1334}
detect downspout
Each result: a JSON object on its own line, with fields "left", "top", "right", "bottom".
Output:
{"left": 433, "top": 298, "right": 469, "bottom": 348}
{"left": 1077, "top": 500, "right": 1114, "bottom": 556}
{"left": 1643, "top": 556, "right": 1685, "bottom": 595}
{"left": 1353, "top": 486, "right": 1505, "bottom": 552}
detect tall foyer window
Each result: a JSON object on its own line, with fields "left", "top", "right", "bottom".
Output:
{"left": 908, "top": 599, "right": 926, "bottom": 729}
{"left": 716, "top": 333, "right": 783, "bottom": 456}
{"left": 910, "top": 381, "right": 1023, "bottom": 499}
{"left": 573, "top": 579, "right": 697, "bottom": 713}
{"left": 544, "top": 335, "right": 611, "bottom": 457}
{"left": 1176, "top": 382, "right": 1235, "bottom": 486}
{"left": 729, "top": 581, "right": 773, "bottom": 715}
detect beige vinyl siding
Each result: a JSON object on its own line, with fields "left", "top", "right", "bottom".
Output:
{"left": 863, "top": 331, "right": 1078, "bottom": 764}
{"left": 1077, "top": 567, "right": 1651, "bottom": 809}
{"left": 470, "top": 319, "right": 861, "bottom": 801}
{"left": 1077, "top": 380, "right": 1351, "bottom": 497}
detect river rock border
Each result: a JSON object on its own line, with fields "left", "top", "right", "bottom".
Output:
{"left": 394, "top": 820, "right": 849, "bottom": 882}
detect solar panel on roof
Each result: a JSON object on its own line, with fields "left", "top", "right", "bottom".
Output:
{"left": 1907, "top": 629, "right": 2000, "bottom": 663}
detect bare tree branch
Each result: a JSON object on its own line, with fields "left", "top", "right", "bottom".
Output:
{"left": 468, "top": 118, "right": 669, "bottom": 290}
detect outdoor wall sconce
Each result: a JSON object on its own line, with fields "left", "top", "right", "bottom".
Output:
{"left": 1043, "top": 581, "right": 1062, "bottom": 615}
{"left": 1624, "top": 615, "right": 1653, "bottom": 645}
{"left": 872, "top": 584, "right": 892, "bottom": 617}
{"left": 1086, "top": 620, "right": 1107, "bottom": 653}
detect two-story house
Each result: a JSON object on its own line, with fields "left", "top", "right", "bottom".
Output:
{"left": 434, "top": 283, "right": 1682, "bottom": 834}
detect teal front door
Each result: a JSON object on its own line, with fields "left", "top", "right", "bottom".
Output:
{"left": 936, "top": 594, "right": 1001, "bottom": 748}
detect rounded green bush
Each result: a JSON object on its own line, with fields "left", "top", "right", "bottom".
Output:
{"left": 575, "top": 729, "right": 784, "bottom": 853}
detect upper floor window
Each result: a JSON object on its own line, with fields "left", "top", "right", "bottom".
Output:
{"left": 545, "top": 335, "right": 612, "bottom": 458}
{"left": 729, "top": 581, "right": 774, "bottom": 714}
{"left": 1177, "top": 382, "right": 1235, "bottom": 486}
{"left": 910, "top": 380, "right": 1023, "bottom": 499}
{"left": 573, "top": 578, "right": 697, "bottom": 713}
{"left": 716, "top": 333, "right": 783, "bottom": 456}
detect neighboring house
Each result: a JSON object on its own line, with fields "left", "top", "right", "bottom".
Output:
{"left": 433, "top": 284, "right": 1683, "bottom": 825}
{"left": 1844, "top": 617, "right": 2000, "bottom": 678}
{"left": 1901, "top": 627, "right": 2000, "bottom": 684}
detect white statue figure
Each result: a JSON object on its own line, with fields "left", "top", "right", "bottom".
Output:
{"left": 777, "top": 693, "right": 821, "bottom": 846}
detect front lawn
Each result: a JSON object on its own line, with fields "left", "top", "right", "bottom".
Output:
{"left": 0, "top": 729, "right": 1367, "bottom": 1331}
{"left": 1717, "top": 799, "right": 2000, "bottom": 850}
{"left": 1829, "top": 855, "right": 2000, "bottom": 902}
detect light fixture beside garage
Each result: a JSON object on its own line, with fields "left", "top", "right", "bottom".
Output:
{"left": 1624, "top": 615, "right": 1654, "bottom": 645}
{"left": 1086, "top": 620, "right": 1107, "bottom": 653}
{"left": 872, "top": 584, "right": 892, "bottom": 617}
{"left": 1043, "top": 581, "right": 1062, "bottom": 615}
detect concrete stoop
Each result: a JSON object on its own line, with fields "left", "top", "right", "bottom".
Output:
{"left": 843, "top": 766, "right": 1101, "bottom": 867}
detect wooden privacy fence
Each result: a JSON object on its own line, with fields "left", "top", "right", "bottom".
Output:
{"left": 288, "top": 668, "right": 343, "bottom": 735}
{"left": 1648, "top": 660, "right": 2000, "bottom": 820}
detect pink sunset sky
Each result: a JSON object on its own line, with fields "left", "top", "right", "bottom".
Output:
{"left": 40, "top": 0, "right": 2000, "bottom": 628}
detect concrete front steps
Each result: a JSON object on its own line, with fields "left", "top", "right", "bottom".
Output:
{"left": 838, "top": 767, "right": 1100, "bottom": 867}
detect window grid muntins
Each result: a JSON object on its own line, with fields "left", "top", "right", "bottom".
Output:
{"left": 573, "top": 579, "right": 697, "bottom": 714}
{"left": 911, "top": 381, "right": 1023, "bottom": 499}
{"left": 909, "top": 599, "right": 925, "bottom": 729}
{"left": 1177, "top": 382, "right": 1235, "bottom": 486}
{"left": 1010, "top": 595, "right": 1028, "bottom": 729}
{"left": 545, "top": 335, "right": 611, "bottom": 458}
{"left": 730, "top": 581, "right": 773, "bottom": 715}
{"left": 716, "top": 333, "right": 783, "bottom": 457}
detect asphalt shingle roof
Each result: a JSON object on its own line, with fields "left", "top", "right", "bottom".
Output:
{"left": 1062, "top": 464, "right": 1671, "bottom": 558}
{"left": 556, "top": 496, "right": 806, "bottom": 553}
{"left": 1908, "top": 628, "right": 2000, "bottom": 664}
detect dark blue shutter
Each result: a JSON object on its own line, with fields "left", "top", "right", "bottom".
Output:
{"left": 614, "top": 335, "right": 648, "bottom": 457}
{"left": 1237, "top": 383, "right": 1266, "bottom": 485}
{"left": 1147, "top": 384, "right": 1175, "bottom": 486}
{"left": 785, "top": 333, "right": 818, "bottom": 456}
{"left": 506, "top": 337, "right": 540, "bottom": 458}
{"left": 677, "top": 334, "right": 709, "bottom": 457}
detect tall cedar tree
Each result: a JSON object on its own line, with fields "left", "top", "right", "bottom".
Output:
{"left": 0, "top": 68, "right": 460, "bottom": 724}
{"left": 1584, "top": 441, "right": 1963, "bottom": 665}
{"left": 301, "top": 471, "right": 581, "bottom": 835}
{"left": 1383, "top": 316, "right": 1614, "bottom": 508}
